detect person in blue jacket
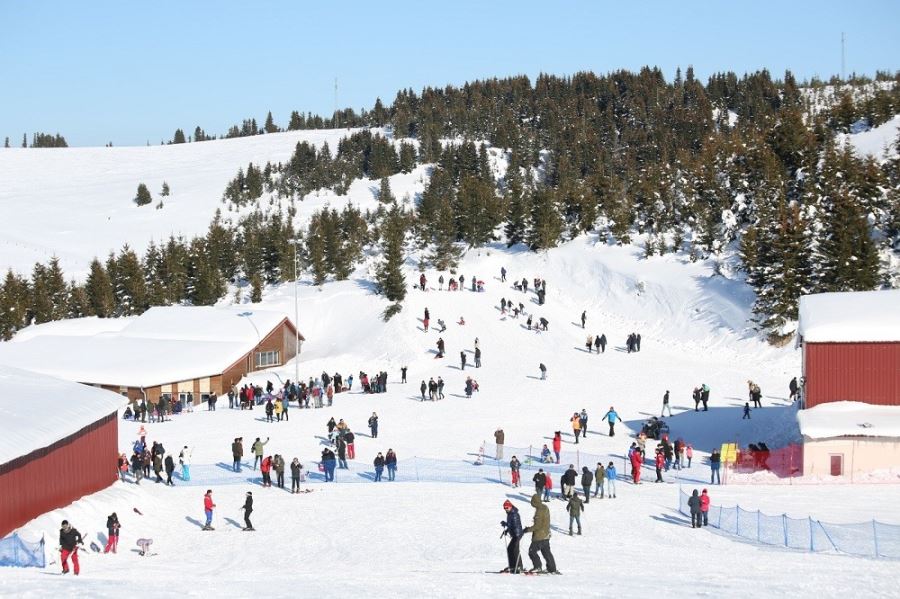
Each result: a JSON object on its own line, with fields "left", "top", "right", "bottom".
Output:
{"left": 500, "top": 499, "right": 524, "bottom": 573}
{"left": 605, "top": 461, "right": 617, "bottom": 498}
{"left": 602, "top": 407, "right": 622, "bottom": 437}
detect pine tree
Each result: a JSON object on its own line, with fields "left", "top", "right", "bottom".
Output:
{"left": 250, "top": 273, "right": 263, "bottom": 302}
{"left": 264, "top": 111, "right": 278, "bottom": 134}
{"left": 376, "top": 205, "right": 408, "bottom": 307}
{"left": 305, "top": 217, "right": 329, "bottom": 285}
{"left": 427, "top": 200, "right": 461, "bottom": 270}
{"left": 134, "top": 183, "right": 152, "bottom": 206}
{"left": 113, "top": 246, "right": 148, "bottom": 315}
{"left": 0, "top": 270, "right": 29, "bottom": 339}
{"left": 44, "top": 257, "right": 68, "bottom": 321}
{"left": 3, "top": 137, "right": 8, "bottom": 148}
{"left": 173, "top": 129, "right": 186, "bottom": 144}
{"left": 161, "top": 181, "right": 170, "bottom": 196}
{"left": 378, "top": 177, "right": 396, "bottom": 204}
{"left": 66, "top": 282, "right": 90, "bottom": 319}
{"left": 22, "top": 133, "right": 26, "bottom": 148}
{"left": 504, "top": 164, "right": 529, "bottom": 247}
{"left": 526, "top": 186, "right": 564, "bottom": 251}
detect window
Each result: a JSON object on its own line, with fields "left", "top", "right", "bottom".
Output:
{"left": 830, "top": 454, "right": 843, "bottom": 477}
{"left": 255, "top": 350, "right": 280, "bottom": 368}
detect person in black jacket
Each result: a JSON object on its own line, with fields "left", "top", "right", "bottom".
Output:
{"left": 532, "top": 469, "right": 547, "bottom": 494}
{"left": 59, "top": 520, "right": 84, "bottom": 575}
{"left": 500, "top": 500, "right": 524, "bottom": 573}
{"left": 240, "top": 492, "right": 254, "bottom": 531}
{"left": 103, "top": 513, "right": 120, "bottom": 553}
{"left": 373, "top": 452, "right": 385, "bottom": 481}
{"left": 687, "top": 488, "right": 702, "bottom": 528}
{"left": 580, "top": 467, "right": 594, "bottom": 503}
{"left": 561, "top": 465, "right": 578, "bottom": 499}
{"left": 164, "top": 454, "right": 175, "bottom": 485}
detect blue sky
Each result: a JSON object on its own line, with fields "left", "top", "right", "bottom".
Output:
{"left": 1, "top": 1, "right": 898, "bottom": 147}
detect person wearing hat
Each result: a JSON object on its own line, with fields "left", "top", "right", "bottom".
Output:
{"left": 240, "top": 491, "right": 254, "bottom": 531}
{"left": 202, "top": 490, "right": 216, "bottom": 530}
{"left": 522, "top": 494, "right": 559, "bottom": 574}
{"left": 499, "top": 500, "right": 524, "bottom": 573}
{"left": 103, "top": 512, "right": 121, "bottom": 553}
{"left": 59, "top": 520, "right": 84, "bottom": 575}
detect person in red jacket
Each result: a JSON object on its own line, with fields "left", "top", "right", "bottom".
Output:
{"left": 654, "top": 449, "right": 665, "bottom": 483}
{"left": 700, "top": 489, "right": 711, "bottom": 526}
{"left": 630, "top": 449, "right": 643, "bottom": 484}
{"left": 261, "top": 456, "right": 273, "bottom": 487}
{"left": 543, "top": 472, "right": 553, "bottom": 502}
{"left": 552, "top": 432, "right": 562, "bottom": 464}
{"left": 203, "top": 490, "right": 216, "bottom": 530}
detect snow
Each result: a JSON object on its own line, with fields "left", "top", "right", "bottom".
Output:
{"left": 0, "top": 306, "right": 292, "bottom": 388}
{"left": 842, "top": 114, "right": 900, "bottom": 160}
{"left": 798, "top": 402, "right": 900, "bottom": 440}
{"left": 0, "top": 364, "right": 124, "bottom": 465}
{"left": 798, "top": 290, "right": 900, "bottom": 342}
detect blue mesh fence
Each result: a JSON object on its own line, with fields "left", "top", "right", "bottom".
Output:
{"left": 678, "top": 488, "right": 900, "bottom": 559}
{"left": 0, "top": 533, "right": 45, "bottom": 568}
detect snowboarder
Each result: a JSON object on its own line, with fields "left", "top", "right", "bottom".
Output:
{"left": 103, "top": 513, "right": 120, "bottom": 553}
{"left": 58, "top": 520, "right": 84, "bottom": 575}
{"left": 523, "top": 494, "right": 558, "bottom": 574}
{"left": 202, "top": 490, "right": 216, "bottom": 530}
{"left": 688, "top": 489, "right": 702, "bottom": 528}
{"left": 662, "top": 390, "right": 671, "bottom": 417}
{"left": 240, "top": 491, "right": 254, "bottom": 530}
{"left": 500, "top": 499, "right": 523, "bottom": 573}
{"left": 566, "top": 492, "right": 585, "bottom": 535}
{"left": 602, "top": 407, "right": 622, "bottom": 437}
{"left": 580, "top": 466, "right": 593, "bottom": 503}
{"left": 743, "top": 402, "right": 751, "bottom": 419}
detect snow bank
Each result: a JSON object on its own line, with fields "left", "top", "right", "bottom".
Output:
{"left": 798, "top": 401, "right": 900, "bottom": 440}
{"left": 0, "top": 364, "right": 124, "bottom": 465}
{"left": 798, "top": 290, "right": 900, "bottom": 342}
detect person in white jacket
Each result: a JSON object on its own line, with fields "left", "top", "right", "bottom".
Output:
{"left": 179, "top": 445, "right": 193, "bottom": 481}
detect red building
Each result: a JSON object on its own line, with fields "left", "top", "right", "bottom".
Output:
{"left": 0, "top": 365, "right": 124, "bottom": 538}
{"left": 798, "top": 290, "right": 900, "bottom": 409}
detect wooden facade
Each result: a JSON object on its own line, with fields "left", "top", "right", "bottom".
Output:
{"left": 802, "top": 342, "right": 900, "bottom": 408}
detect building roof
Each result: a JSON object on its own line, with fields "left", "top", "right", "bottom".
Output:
{"left": 798, "top": 290, "right": 900, "bottom": 343}
{"left": 798, "top": 401, "right": 900, "bottom": 440}
{"left": 0, "top": 306, "right": 297, "bottom": 388}
{"left": 0, "top": 364, "right": 125, "bottom": 465}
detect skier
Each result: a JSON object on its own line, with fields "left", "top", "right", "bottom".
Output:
{"left": 602, "top": 407, "right": 622, "bottom": 437}
{"left": 240, "top": 491, "right": 254, "bottom": 531}
{"left": 510, "top": 455, "right": 521, "bottom": 487}
{"left": 580, "top": 310, "right": 586, "bottom": 329}
{"left": 688, "top": 489, "right": 702, "bottom": 528}
{"left": 58, "top": 520, "right": 84, "bottom": 575}
{"left": 500, "top": 499, "right": 523, "bottom": 573}
{"left": 662, "top": 390, "right": 672, "bottom": 417}
{"left": 539, "top": 363, "right": 547, "bottom": 380}
{"left": 368, "top": 412, "right": 379, "bottom": 438}
{"left": 580, "top": 466, "right": 593, "bottom": 503}
{"left": 566, "top": 492, "right": 585, "bottom": 535}
{"left": 606, "top": 461, "right": 617, "bottom": 498}
{"left": 251, "top": 437, "right": 268, "bottom": 470}
{"left": 523, "top": 494, "right": 559, "bottom": 574}
{"left": 202, "top": 490, "right": 216, "bottom": 530}
{"left": 103, "top": 512, "right": 120, "bottom": 553}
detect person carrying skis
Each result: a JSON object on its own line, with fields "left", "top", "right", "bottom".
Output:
{"left": 203, "top": 490, "right": 216, "bottom": 530}
{"left": 566, "top": 492, "right": 585, "bottom": 535}
{"left": 58, "top": 520, "right": 84, "bottom": 575}
{"left": 602, "top": 407, "right": 622, "bottom": 437}
{"left": 500, "top": 499, "right": 523, "bottom": 573}
{"left": 240, "top": 491, "right": 254, "bottom": 531}
{"left": 523, "top": 493, "right": 559, "bottom": 574}
{"left": 103, "top": 513, "right": 120, "bottom": 553}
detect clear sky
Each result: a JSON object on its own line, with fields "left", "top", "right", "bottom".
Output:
{"left": 1, "top": 1, "right": 898, "bottom": 147}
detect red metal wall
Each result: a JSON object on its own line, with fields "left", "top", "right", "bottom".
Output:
{"left": 0, "top": 412, "right": 118, "bottom": 538}
{"left": 804, "top": 342, "right": 900, "bottom": 408}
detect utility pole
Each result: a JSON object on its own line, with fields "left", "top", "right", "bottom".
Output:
{"left": 334, "top": 77, "right": 339, "bottom": 127}
{"left": 841, "top": 32, "right": 846, "bottom": 82}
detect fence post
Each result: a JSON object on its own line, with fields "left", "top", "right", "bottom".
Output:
{"left": 873, "top": 520, "right": 880, "bottom": 558}
{"left": 757, "top": 510, "right": 761, "bottom": 542}
{"left": 783, "top": 514, "right": 788, "bottom": 547}
{"left": 529, "top": 445, "right": 533, "bottom": 466}
{"left": 498, "top": 460, "right": 503, "bottom": 485}
{"left": 736, "top": 505, "right": 740, "bottom": 537}
{"left": 809, "top": 517, "right": 814, "bottom": 551}
{"left": 415, "top": 458, "right": 420, "bottom": 482}
{"left": 817, "top": 520, "right": 839, "bottom": 552}
{"left": 577, "top": 449, "right": 580, "bottom": 469}
{"left": 13, "top": 533, "right": 19, "bottom": 566}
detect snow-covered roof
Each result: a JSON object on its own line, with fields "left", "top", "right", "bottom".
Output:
{"left": 0, "top": 306, "right": 295, "bottom": 388}
{"left": 798, "top": 290, "right": 900, "bottom": 343}
{"left": 0, "top": 364, "right": 125, "bottom": 465}
{"left": 798, "top": 401, "right": 900, "bottom": 440}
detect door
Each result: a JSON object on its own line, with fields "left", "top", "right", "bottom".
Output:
{"left": 829, "top": 454, "right": 843, "bottom": 477}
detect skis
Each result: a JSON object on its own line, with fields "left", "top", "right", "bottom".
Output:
{"left": 200, "top": 526, "right": 215, "bottom": 531}
{"left": 484, "top": 570, "right": 562, "bottom": 576}
{"left": 242, "top": 527, "right": 256, "bottom": 531}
